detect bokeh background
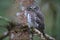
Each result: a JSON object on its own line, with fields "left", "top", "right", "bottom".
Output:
{"left": 0, "top": 0, "right": 60, "bottom": 40}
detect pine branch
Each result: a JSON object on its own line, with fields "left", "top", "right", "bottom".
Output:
{"left": 0, "top": 16, "right": 10, "bottom": 22}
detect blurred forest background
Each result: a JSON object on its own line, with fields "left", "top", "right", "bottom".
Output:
{"left": 0, "top": 0, "right": 60, "bottom": 40}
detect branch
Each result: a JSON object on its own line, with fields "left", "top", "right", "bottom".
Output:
{"left": 34, "top": 28, "right": 55, "bottom": 40}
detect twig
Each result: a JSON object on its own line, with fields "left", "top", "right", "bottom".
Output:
{"left": 34, "top": 28, "right": 55, "bottom": 40}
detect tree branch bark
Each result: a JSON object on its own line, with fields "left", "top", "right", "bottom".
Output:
{"left": 34, "top": 28, "right": 55, "bottom": 40}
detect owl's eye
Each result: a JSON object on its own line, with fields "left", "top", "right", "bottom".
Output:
{"left": 34, "top": 6, "right": 39, "bottom": 10}
{"left": 27, "top": 7, "right": 32, "bottom": 11}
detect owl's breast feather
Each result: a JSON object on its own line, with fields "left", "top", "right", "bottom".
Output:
{"left": 27, "top": 14, "right": 33, "bottom": 28}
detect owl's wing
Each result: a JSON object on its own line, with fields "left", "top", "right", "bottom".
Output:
{"left": 34, "top": 6, "right": 44, "bottom": 23}
{"left": 33, "top": 6, "right": 45, "bottom": 33}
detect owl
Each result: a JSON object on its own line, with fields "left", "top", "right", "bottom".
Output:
{"left": 26, "top": 4, "right": 45, "bottom": 35}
